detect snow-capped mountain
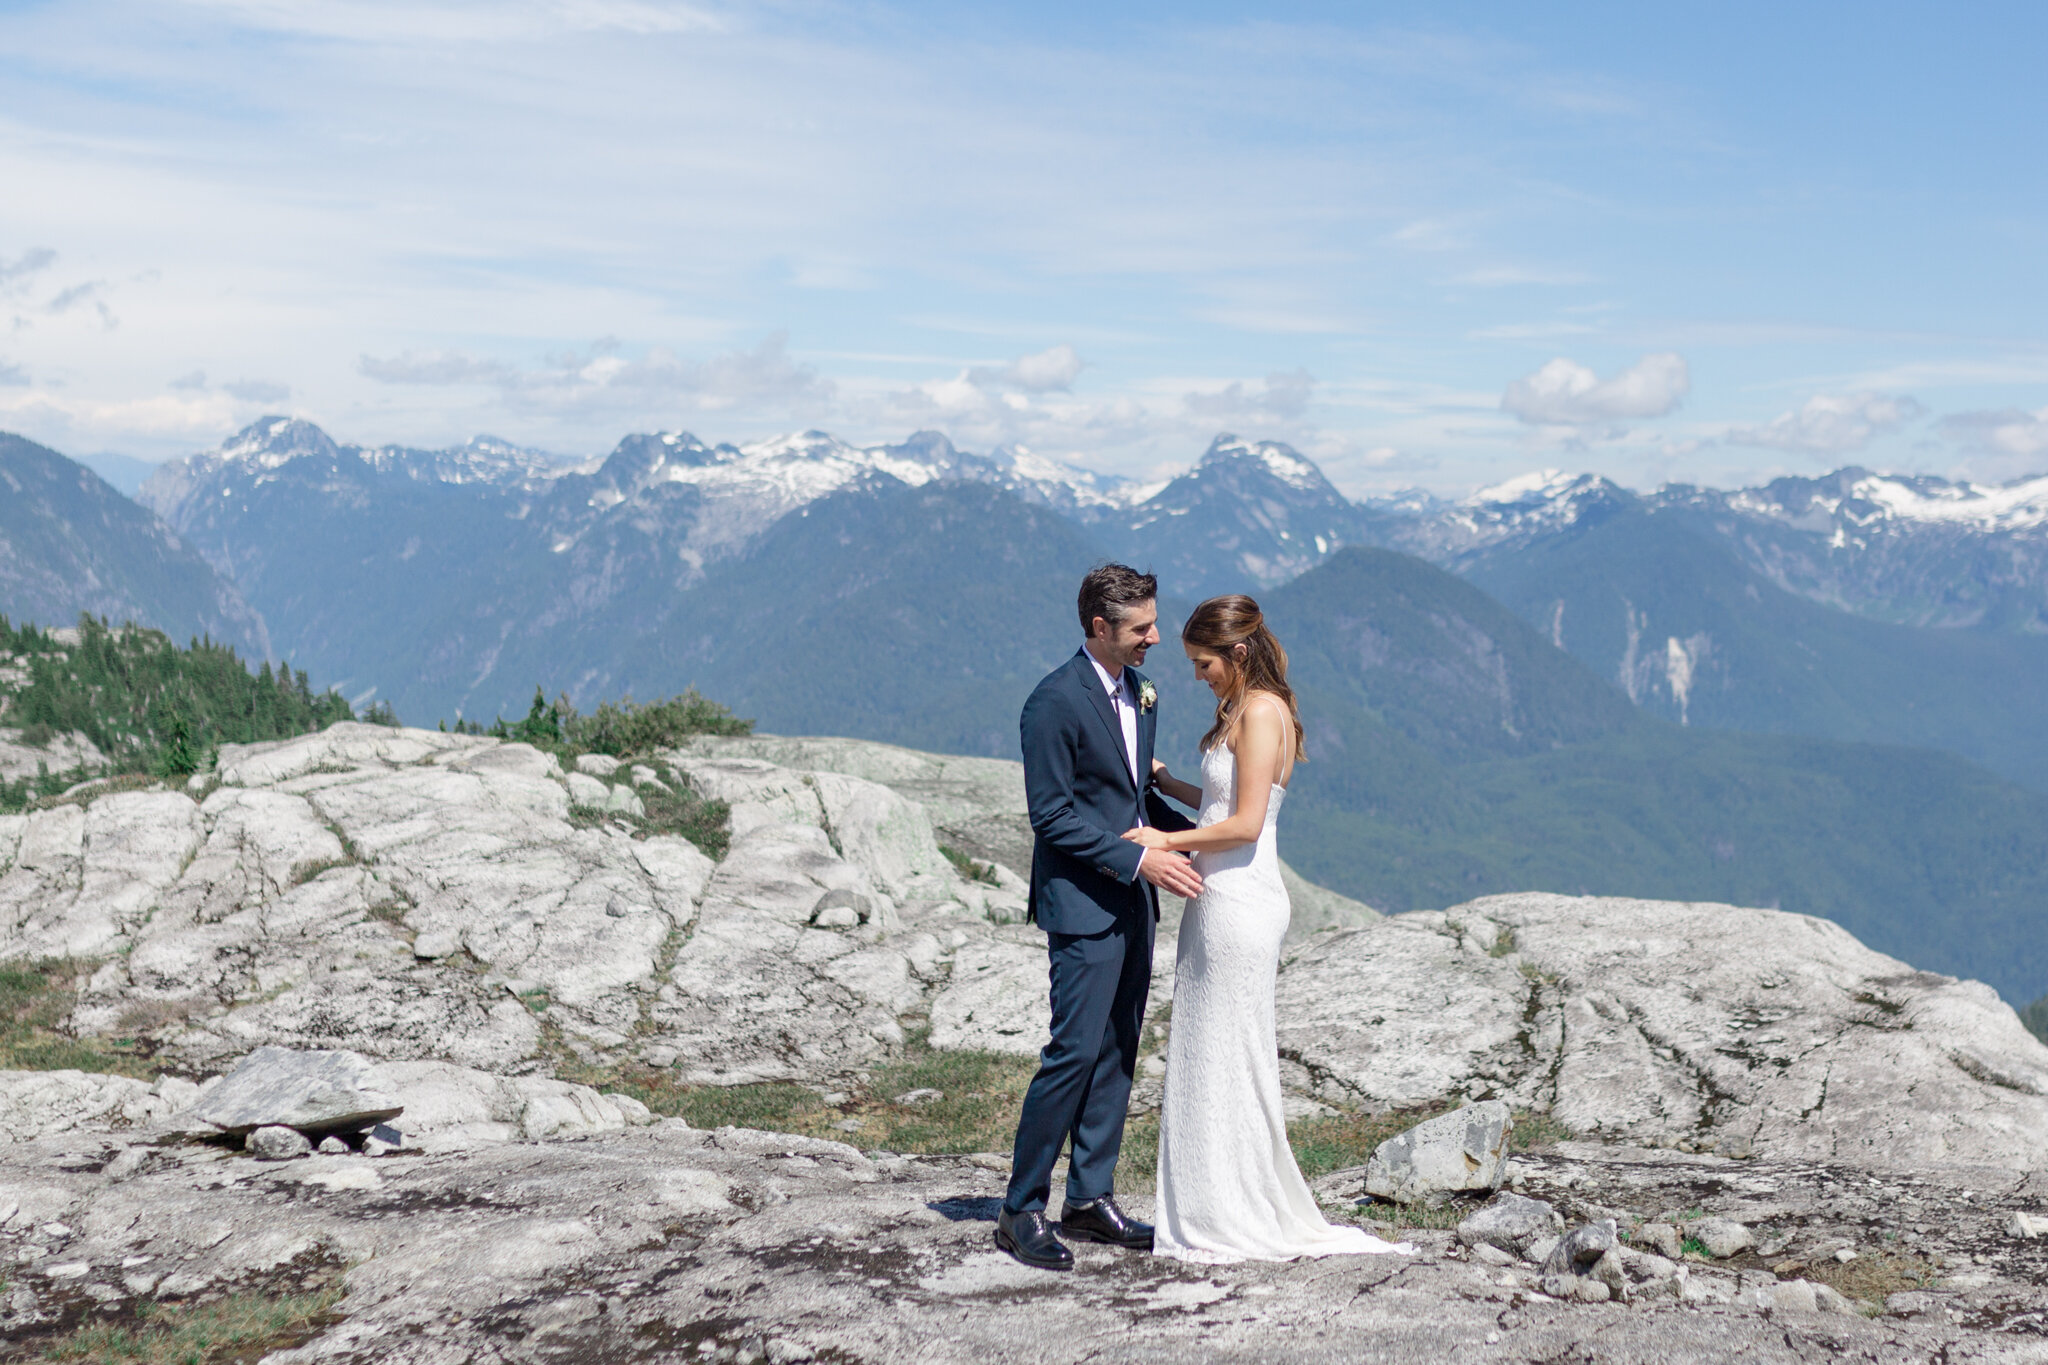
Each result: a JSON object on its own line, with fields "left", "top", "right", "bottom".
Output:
{"left": 1104, "top": 434, "right": 1374, "bottom": 595}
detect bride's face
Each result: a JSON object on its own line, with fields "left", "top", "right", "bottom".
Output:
{"left": 1185, "top": 644, "right": 1235, "bottom": 697}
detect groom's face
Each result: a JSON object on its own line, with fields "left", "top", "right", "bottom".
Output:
{"left": 1092, "top": 599, "right": 1161, "bottom": 670}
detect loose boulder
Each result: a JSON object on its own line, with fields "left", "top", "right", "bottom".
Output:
{"left": 1690, "top": 1216, "right": 1755, "bottom": 1259}
{"left": 1542, "top": 1219, "right": 1619, "bottom": 1278}
{"left": 1363, "top": 1100, "right": 1512, "bottom": 1205}
{"left": 177, "top": 1045, "right": 402, "bottom": 1138}
{"left": 1456, "top": 1191, "right": 1565, "bottom": 1258}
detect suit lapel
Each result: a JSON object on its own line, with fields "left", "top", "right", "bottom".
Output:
{"left": 1134, "top": 669, "right": 1156, "bottom": 782}
{"left": 1071, "top": 651, "right": 1138, "bottom": 795}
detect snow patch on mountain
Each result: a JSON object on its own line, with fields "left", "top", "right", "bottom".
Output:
{"left": 1729, "top": 471, "right": 2048, "bottom": 534}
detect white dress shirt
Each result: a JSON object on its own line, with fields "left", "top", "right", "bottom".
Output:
{"left": 1084, "top": 648, "right": 1142, "bottom": 788}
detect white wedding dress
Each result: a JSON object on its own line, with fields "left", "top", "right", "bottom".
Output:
{"left": 1153, "top": 725, "right": 1413, "bottom": 1263}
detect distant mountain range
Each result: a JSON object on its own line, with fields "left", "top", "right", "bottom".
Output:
{"left": 0, "top": 433, "right": 267, "bottom": 656}
{"left": 5, "top": 415, "right": 2047, "bottom": 1000}
{"left": 120, "top": 417, "right": 2048, "bottom": 793}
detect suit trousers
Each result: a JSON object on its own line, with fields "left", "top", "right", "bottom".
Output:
{"left": 1003, "top": 914, "right": 1153, "bottom": 1214}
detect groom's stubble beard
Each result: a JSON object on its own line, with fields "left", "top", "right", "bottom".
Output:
{"left": 1091, "top": 600, "right": 1161, "bottom": 672}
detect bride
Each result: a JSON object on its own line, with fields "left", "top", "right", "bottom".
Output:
{"left": 1124, "top": 595, "right": 1412, "bottom": 1264}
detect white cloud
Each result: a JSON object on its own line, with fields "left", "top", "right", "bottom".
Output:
{"left": 1724, "top": 391, "right": 1924, "bottom": 456}
{"left": 1939, "top": 405, "right": 2048, "bottom": 461}
{"left": 1183, "top": 369, "right": 1315, "bottom": 421}
{"left": 1500, "top": 352, "right": 1689, "bottom": 426}
{"left": 994, "top": 345, "right": 1082, "bottom": 393}
{"left": 0, "top": 358, "right": 28, "bottom": 386}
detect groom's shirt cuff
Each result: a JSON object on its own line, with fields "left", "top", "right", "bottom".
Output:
{"left": 1131, "top": 848, "right": 1149, "bottom": 884}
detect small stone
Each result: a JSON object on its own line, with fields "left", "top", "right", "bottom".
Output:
{"left": 317, "top": 1136, "right": 349, "bottom": 1154}
{"left": 1573, "top": 1278, "right": 1611, "bottom": 1304}
{"left": 247, "top": 1125, "right": 312, "bottom": 1160}
{"left": 601, "top": 785, "right": 645, "bottom": 817}
{"left": 1770, "top": 1279, "right": 1819, "bottom": 1313}
{"left": 810, "top": 888, "right": 871, "bottom": 928}
{"left": 1456, "top": 1191, "right": 1565, "bottom": 1258}
{"left": 1526, "top": 1235, "right": 1560, "bottom": 1266}
{"left": 1622, "top": 1249, "right": 1679, "bottom": 1283}
{"left": 412, "top": 930, "right": 459, "bottom": 959}
{"left": 362, "top": 1136, "right": 397, "bottom": 1156}
{"left": 833, "top": 1118, "right": 864, "bottom": 1133}
{"left": 1632, "top": 1222, "right": 1683, "bottom": 1260}
{"left": 641, "top": 1046, "right": 679, "bottom": 1068}
{"left": 1543, "top": 1220, "right": 1617, "bottom": 1277}
{"left": 1590, "top": 1247, "right": 1630, "bottom": 1299}
{"left": 566, "top": 771, "right": 609, "bottom": 807}
{"left": 1832, "top": 1247, "right": 1858, "bottom": 1263}
{"left": 1690, "top": 1217, "right": 1755, "bottom": 1259}
{"left": 893, "top": 1088, "right": 943, "bottom": 1106}
{"left": 574, "top": 754, "right": 622, "bottom": 778}
{"left": 1363, "top": 1100, "right": 1513, "bottom": 1205}
{"left": 44, "top": 1262, "right": 91, "bottom": 1280}
{"left": 2008, "top": 1212, "right": 2048, "bottom": 1238}
{"left": 1472, "top": 1243, "right": 1513, "bottom": 1266}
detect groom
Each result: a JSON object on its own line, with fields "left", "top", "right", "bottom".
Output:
{"left": 996, "top": 564, "right": 1203, "bottom": 1271}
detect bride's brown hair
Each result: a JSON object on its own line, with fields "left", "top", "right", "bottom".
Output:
{"left": 1181, "top": 594, "right": 1306, "bottom": 761}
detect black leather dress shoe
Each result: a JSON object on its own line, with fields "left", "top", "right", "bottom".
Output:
{"left": 1059, "top": 1195, "right": 1154, "bottom": 1250}
{"left": 995, "top": 1207, "right": 1074, "bottom": 1270}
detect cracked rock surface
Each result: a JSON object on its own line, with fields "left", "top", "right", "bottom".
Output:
{"left": 7, "top": 1127, "right": 2048, "bottom": 1362}
{"left": 1277, "top": 893, "right": 2048, "bottom": 1168}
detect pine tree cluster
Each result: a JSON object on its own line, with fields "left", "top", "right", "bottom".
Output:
{"left": 0, "top": 614, "right": 355, "bottom": 809}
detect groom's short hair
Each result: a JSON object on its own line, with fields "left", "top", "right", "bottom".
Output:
{"left": 1078, "top": 563, "right": 1158, "bottom": 638}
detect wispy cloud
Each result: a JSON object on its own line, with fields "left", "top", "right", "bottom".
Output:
{"left": 1939, "top": 405, "right": 2048, "bottom": 461}
{"left": 1724, "top": 392, "right": 1924, "bottom": 457}
{"left": 359, "top": 334, "right": 831, "bottom": 416}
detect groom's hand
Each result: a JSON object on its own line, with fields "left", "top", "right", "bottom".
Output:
{"left": 1138, "top": 849, "right": 1202, "bottom": 899}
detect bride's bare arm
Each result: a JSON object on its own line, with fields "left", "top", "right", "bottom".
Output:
{"left": 1124, "top": 699, "right": 1285, "bottom": 854}
{"left": 1149, "top": 758, "right": 1203, "bottom": 809}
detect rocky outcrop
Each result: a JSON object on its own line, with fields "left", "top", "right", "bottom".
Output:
{"left": 6, "top": 725, "right": 2048, "bottom": 1179}
{"left": 1277, "top": 893, "right": 2048, "bottom": 1169}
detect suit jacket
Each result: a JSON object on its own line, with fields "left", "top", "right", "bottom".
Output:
{"left": 1021, "top": 649, "right": 1198, "bottom": 936}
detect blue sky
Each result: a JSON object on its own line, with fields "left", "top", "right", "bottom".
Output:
{"left": 1, "top": 0, "right": 2044, "bottom": 495}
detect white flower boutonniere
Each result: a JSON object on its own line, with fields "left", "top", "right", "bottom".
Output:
{"left": 1137, "top": 680, "right": 1157, "bottom": 713}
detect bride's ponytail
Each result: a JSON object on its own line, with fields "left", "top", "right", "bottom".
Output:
{"left": 1181, "top": 595, "right": 1306, "bottom": 760}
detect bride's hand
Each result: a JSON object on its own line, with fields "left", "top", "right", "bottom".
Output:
{"left": 1122, "top": 827, "right": 1171, "bottom": 850}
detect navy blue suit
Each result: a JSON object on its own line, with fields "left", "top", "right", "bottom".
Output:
{"left": 1004, "top": 648, "right": 1196, "bottom": 1215}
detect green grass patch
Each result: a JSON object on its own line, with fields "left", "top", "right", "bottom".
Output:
{"left": 563, "top": 763, "right": 733, "bottom": 861}
{"left": 939, "top": 845, "right": 1000, "bottom": 885}
{"left": 0, "top": 959, "right": 153, "bottom": 1077}
{"left": 38, "top": 1286, "right": 342, "bottom": 1363}
{"left": 561, "top": 1039, "right": 1043, "bottom": 1153}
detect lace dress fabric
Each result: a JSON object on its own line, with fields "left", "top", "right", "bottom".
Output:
{"left": 1153, "top": 733, "right": 1412, "bottom": 1264}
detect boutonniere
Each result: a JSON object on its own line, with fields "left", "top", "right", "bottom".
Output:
{"left": 1137, "top": 680, "right": 1157, "bottom": 713}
